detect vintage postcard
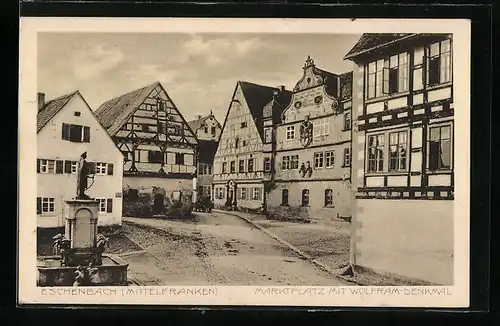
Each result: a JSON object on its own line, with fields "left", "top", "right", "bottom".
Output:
{"left": 18, "top": 18, "right": 470, "bottom": 307}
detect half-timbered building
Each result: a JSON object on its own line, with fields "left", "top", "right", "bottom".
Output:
{"left": 95, "top": 81, "right": 198, "bottom": 215}
{"left": 345, "top": 33, "right": 454, "bottom": 285}
{"left": 265, "top": 56, "right": 353, "bottom": 221}
{"left": 37, "top": 91, "right": 124, "bottom": 228}
{"left": 212, "top": 81, "right": 290, "bottom": 212}
{"left": 188, "top": 112, "right": 222, "bottom": 200}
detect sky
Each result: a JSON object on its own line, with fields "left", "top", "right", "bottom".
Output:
{"left": 38, "top": 33, "right": 361, "bottom": 123}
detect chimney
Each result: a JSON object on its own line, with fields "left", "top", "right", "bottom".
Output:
{"left": 195, "top": 114, "right": 202, "bottom": 120}
{"left": 279, "top": 85, "right": 285, "bottom": 92}
{"left": 37, "top": 93, "right": 45, "bottom": 111}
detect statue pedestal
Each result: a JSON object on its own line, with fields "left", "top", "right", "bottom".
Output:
{"left": 64, "top": 199, "right": 99, "bottom": 266}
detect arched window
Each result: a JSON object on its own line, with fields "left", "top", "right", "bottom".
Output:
{"left": 324, "top": 189, "right": 333, "bottom": 206}
{"left": 281, "top": 189, "right": 289, "bottom": 206}
{"left": 301, "top": 189, "right": 310, "bottom": 207}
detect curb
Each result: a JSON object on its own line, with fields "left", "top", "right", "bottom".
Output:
{"left": 213, "top": 209, "right": 361, "bottom": 286}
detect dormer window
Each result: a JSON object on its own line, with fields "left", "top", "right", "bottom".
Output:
{"left": 74, "top": 111, "right": 81, "bottom": 117}
{"left": 241, "top": 122, "right": 247, "bottom": 128}
{"left": 314, "top": 95, "right": 323, "bottom": 104}
{"left": 294, "top": 101, "right": 302, "bottom": 109}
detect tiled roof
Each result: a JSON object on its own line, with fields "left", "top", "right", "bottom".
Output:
{"left": 37, "top": 91, "right": 78, "bottom": 133}
{"left": 344, "top": 33, "right": 415, "bottom": 59}
{"left": 198, "top": 139, "right": 219, "bottom": 163}
{"left": 188, "top": 114, "right": 220, "bottom": 134}
{"left": 94, "top": 82, "right": 159, "bottom": 136}
{"left": 339, "top": 71, "right": 353, "bottom": 100}
{"left": 238, "top": 81, "right": 287, "bottom": 139}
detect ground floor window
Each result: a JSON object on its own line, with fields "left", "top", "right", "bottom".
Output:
{"left": 428, "top": 124, "right": 452, "bottom": 171}
{"left": 97, "top": 198, "right": 113, "bottom": 213}
{"left": 252, "top": 187, "right": 262, "bottom": 201}
{"left": 37, "top": 197, "right": 55, "bottom": 214}
{"left": 301, "top": 189, "right": 310, "bottom": 207}
{"left": 324, "top": 189, "right": 334, "bottom": 206}
{"left": 281, "top": 189, "right": 289, "bottom": 205}
{"left": 215, "top": 187, "right": 225, "bottom": 199}
{"left": 240, "top": 187, "right": 247, "bottom": 200}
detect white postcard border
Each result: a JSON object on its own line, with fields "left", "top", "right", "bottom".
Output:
{"left": 19, "top": 18, "right": 471, "bottom": 307}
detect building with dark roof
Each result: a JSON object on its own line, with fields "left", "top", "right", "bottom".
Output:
{"left": 212, "top": 81, "right": 289, "bottom": 211}
{"left": 345, "top": 33, "right": 454, "bottom": 285}
{"left": 36, "top": 91, "right": 124, "bottom": 228}
{"left": 265, "top": 56, "right": 354, "bottom": 221}
{"left": 187, "top": 112, "right": 222, "bottom": 199}
{"left": 94, "top": 81, "right": 198, "bottom": 216}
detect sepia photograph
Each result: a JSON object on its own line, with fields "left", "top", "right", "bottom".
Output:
{"left": 19, "top": 18, "right": 470, "bottom": 307}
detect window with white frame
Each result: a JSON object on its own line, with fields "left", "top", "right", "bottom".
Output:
{"left": 37, "top": 197, "right": 55, "bottom": 214}
{"left": 427, "top": 39, "right": 452, "bottom": 86}
{"left": 240, "top": 187, "right": 247, "bottom": 200}
{"left": 367, "top": 134, "right": 385, "bottom": 172}
{"left": 325, "top": 151, "right": 335, "bottom": 168}
{"left": 389, "top": 131, "right": 408, "bottom": 171}
{"left": 428, "top": 124, "right": 452, "bottom": 170}
{"left": 290, "top": 155, "right": 299, "bottom": 169}
{"left": 96, "top": 162, "right": 108, "bottom": 175}
{"left": 343, "top": 148, "right": 351, "bottom": 167}
{"left": 286, "top": 126, "right": 295, "bottom": 140}
{"left": 71, "top": 161, "right": 78, "bottom": 173}
{"left": 252, "top": 188, "right": 261, "bottom": 201}
{"left": 314, "top": 152, "right": 324, "bottom": 169}
{"left": 313, "top": 118, "right": 330, "bottom": 137}
{"left": 97, "top": 198, "right": 113, "bottom": 213}
{"left": 216, "top": 187, "right": 225, "bottom": 199}
{"left": 324, "top": 189, "right": 333, "bottom": 206}
{"left": 40, "top": 159, "right": 49, "bottom": 173}
{"left": 366, "top": 53, "right": 409, "bottom": 99}
{"left": 282, "top": 156, "right": 290, "bottom": 170}
{"left": 384, "top": 53, "right": 409, "bottom": 94}
{"left": 222, "top": 162, "right": 227, "bottom": 173}
{"left": 238, "top": 160, "right": 245, "bottom": 173}
{"left": 367, "top": 60, "right": 384, "bottom": 99}
{"left": 230, "top": 161, "right": 236, "bottom": 173}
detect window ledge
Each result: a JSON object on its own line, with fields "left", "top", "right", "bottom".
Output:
{"left": 365, "top": 91, "right": 411, "bottom": 105}
{"left": 39, "top": 213, "right": 56, "bottom": 217}
{"left": 365, "top": 171, "right": 407, "bottom": 176}
{"left": 426, "top": 169, "right": 453, "bottom": 174}
{"left": 425, "top": 81, "right": 453, "bottom": 92}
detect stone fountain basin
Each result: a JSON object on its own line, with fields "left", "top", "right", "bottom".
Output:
{"left": 37, "top": 254, "right": 129, "bottom": 287}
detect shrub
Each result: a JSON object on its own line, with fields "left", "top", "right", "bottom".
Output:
{"left": 123, "top": 193, "right": 152, "bottom": 218}
{"left": 265, "top": 206, "right": 311, "bottom": 223}
{"left": 165, "top": 193, "right": 193, "bottom": 219}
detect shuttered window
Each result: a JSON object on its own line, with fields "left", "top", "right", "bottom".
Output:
{"left": 62, "top": 123, "right": 90, "bottom": 143}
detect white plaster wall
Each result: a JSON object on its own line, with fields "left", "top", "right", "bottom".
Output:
{"left": 37, "top": 94, "right": 123, "bottom": 228}
{"left": 355, "top": 199, "right": 454, "bottom": 285}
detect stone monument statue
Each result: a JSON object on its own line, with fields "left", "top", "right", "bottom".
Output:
{"left": 76, "top": 152, "right": 95, "bottom": 199}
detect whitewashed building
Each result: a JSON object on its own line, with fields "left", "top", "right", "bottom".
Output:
{"left": 345, "top": 33, "right": 454, "bottom": 285}
{"left": 37, "top": 91, "right": 124, "bottom": 228}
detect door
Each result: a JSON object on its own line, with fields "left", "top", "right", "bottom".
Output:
{"left": 153, "top": 193, "right": 165, "bottom": 215}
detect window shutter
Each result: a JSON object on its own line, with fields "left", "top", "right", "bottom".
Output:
{"left": 37, "top": 197, "right": 41, "bottom": 214}
{"left": 36, "top": 159, "right": 40, "bottom": 173}
{"left": 83, "top": 126, "right": 90, "bottom": 142}
{"left": 61, "top": 123, "right": 70, "bottom": 140}
{"left": 107, "top": 163, "right": 114, "bottom": 175}
{"left": 64, "top": 160, "right": 72, "bottom": 173}
{"left": 55, "top": 160, "right": 64, "bottom": 174}
{"left": 423, "top": 47, "right": 429, "bottom": 86}
{"left": 106, "top": 198, "right": 113, "bottom": 213}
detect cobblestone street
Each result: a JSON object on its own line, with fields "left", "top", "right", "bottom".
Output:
{"left": 118, "top": 212, "right": 350, "bottom": 286}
